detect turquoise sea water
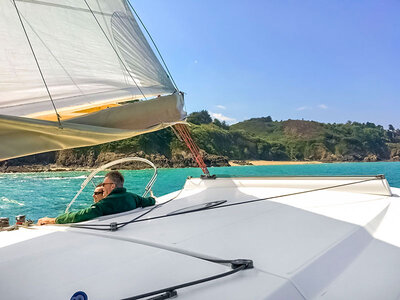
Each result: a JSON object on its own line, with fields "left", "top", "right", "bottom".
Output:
{"left": 0, "top": 162, "right": 399, "bottom": 224}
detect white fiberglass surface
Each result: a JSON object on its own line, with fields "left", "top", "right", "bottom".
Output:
{"left": 67, "top": 178, "right": 394, "bottom": 274}
{"left": 0, "top": 230, "right": 302, "bottom": 300}
{"left": 74, "top": 177, "right": 398, "bottom": 299}
{"left": 1, "top": 177, "right": 399, "bottom": 299}
{"left": 314, "top": 237, "right": 400, "bottom": 300}
{"left": 371, "top": 187, "right": 400, "bottom": 247}
{"left": 0, "top": 225, "right": 60, "bottom": 248}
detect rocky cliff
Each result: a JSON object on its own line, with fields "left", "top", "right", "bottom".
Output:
{"left": 0, "top": 149, "right": 229, "bottom": 173}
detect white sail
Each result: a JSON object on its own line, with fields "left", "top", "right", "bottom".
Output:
{"left": 0, "top": 0, "right": 186, "bottom": 160}
{"left": 0, "top": 0, "right": 175, "bottom": 118}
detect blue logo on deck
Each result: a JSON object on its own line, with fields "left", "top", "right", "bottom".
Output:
{"left": 71, "top": 291, "right": 88, "bottom": 300}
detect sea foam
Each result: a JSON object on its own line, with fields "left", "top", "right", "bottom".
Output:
{"left": 0, "top": 197, "right": 24, "bottom": 206}
{"left": 43, "top": 175, "right": 103, "bottom": 180}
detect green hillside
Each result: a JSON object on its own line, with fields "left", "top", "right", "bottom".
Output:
{"left": 231, "top": 117, "right": 394, "bottom": 161}
{"left": 2, "top": 111, "right": 400, "bottom": 171}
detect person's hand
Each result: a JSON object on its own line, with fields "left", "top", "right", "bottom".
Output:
{"left": 37, "top": 217, "right": 56, "bottom": 226}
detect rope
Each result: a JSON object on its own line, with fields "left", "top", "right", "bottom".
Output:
{"left": 126, "top": 0, "right": 179, "bottom": 92}
{"left": 174, "top": 124, "right": 210, "bottom": 175}
{"left": 83, "top": 0, "right": 147, "bottom": 100}
{"left": 12, "top": 0, "right": 62, "bottom": 128}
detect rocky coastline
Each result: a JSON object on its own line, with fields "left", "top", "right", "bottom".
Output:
{"left": 0, "top": 148, "right": 399, "bottom": 173}
{"left": 0, "top": 150, "right": 230, "bottom": 173}
{"left": 2, "top": 114, "right": 400, "bottom": 173}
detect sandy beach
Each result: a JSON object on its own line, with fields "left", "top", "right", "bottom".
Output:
{"left": 229, "top": 160, "right": 322, "bottom": 166}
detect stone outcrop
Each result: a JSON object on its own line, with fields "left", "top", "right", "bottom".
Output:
{"left": 363, "top": 154, "right": 378, "bottom": 162}
{"left": 390, "top": 147, "right": 400, "bottom": 161}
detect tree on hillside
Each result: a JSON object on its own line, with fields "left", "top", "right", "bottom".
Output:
{"left": 388, "top": 125, "right": 400, "bottom": 143}
{"left": 187, "top": 110, "right": 212, "bottom": 125}
{"left": 248, "top": 116, "right": 272, "bottom": 122}
{"left": 213, "top": 118, "right": 230, "bottom": 130}
{"left": 262, "top": 116, "right": 273, "bottom": 122}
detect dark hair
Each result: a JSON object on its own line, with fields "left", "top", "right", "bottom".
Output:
{"left": 105, "top": 171, "right": 124, "bottom": 188}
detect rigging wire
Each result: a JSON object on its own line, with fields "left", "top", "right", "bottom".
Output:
{"left": 67, "top": 176, "right": 381, "bottom": 231}
{"left": 12, "top": 0, "right": 62, "bottom": 128}
{"left": 83, "top": 0, "right": 147, "bottom": 100}
{"left": 125, "top": 0, "right": 179, "bottom": 91}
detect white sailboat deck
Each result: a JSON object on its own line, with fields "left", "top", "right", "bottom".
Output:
{"left": 1, "top": 176, "right": 399, "bottom": 299}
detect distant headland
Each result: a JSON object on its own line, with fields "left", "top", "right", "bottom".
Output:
{"left": 1, "top": 110, "right": 399, "bottom": 173}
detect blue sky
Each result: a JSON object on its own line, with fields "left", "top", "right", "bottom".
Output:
{"left": 131, "top": 0, "right": 400, "bottom": 128}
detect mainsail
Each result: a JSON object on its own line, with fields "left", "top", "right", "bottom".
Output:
{"left": 0, "top": 0, "right": 186, "bottom": 160}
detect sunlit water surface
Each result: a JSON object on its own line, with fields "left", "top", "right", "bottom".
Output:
{"left": 0, "top": 162, "right": 399, "bottom": 224}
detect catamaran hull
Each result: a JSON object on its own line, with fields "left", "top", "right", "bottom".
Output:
{"left": 1, "top": 176, "right": 399, "bottom": 299}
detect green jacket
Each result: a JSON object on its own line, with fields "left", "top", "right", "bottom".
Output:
{"left": 55, "top": 188, "right": 155, "bottom": 224}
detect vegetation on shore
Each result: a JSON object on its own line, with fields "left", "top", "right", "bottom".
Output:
{"left": 1, "top": 110, "right": 400, "bottom": 172}
{"left": 188, "top": 111, "right": 400, "bottom": 162}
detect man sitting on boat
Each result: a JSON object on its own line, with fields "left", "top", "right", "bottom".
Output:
{"left": 37, "top": 171, "right": 156, "bottom": 225}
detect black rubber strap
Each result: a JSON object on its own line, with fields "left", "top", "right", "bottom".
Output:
{"left": 121, "top": 259, "right": 253, "bottom": 300}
